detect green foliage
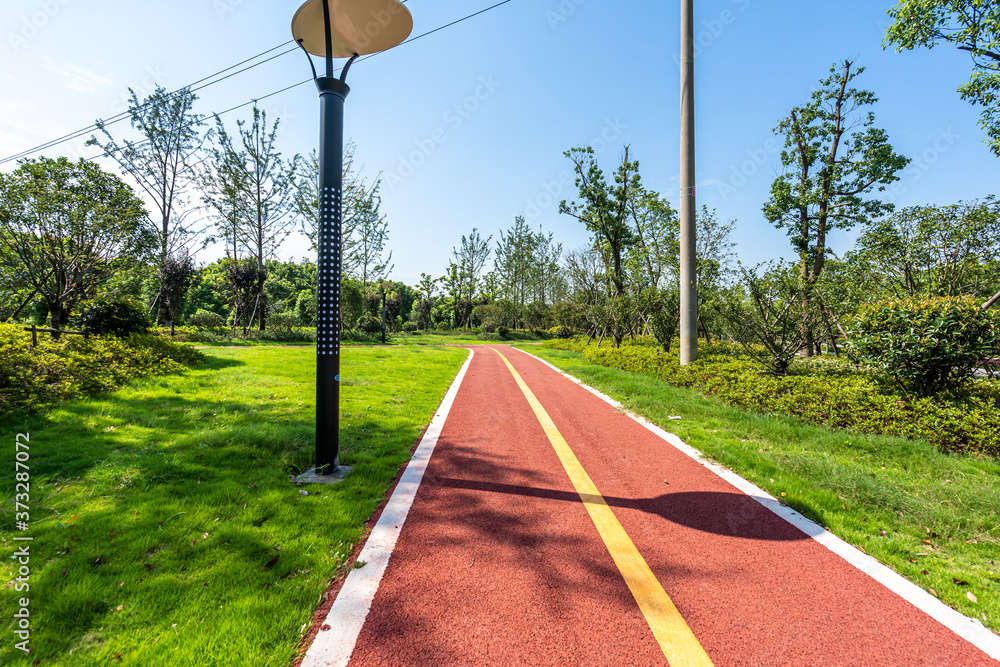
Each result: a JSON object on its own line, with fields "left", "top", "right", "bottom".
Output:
{"left": 544, "top": 337, "right": 1000, "bottom": 456}
{"left": 268, "top": 311, "right": 299, "bottom": 333}
{"left": 80, "top": 297, "right": 151, "bottom": 337}
{"left": 496, "top": 325, "right": 509, "bottom": 339}
{"left": 722, "top": 262, "right": 822, "bottom": 375}
{"left": 848, "top": 296, "right": 1000, "bottom": 397}
{"left": 0, "top": 156, "right": 154, "bottom": 329}
{"left": 435, "top": 321, "right": 451, "bottom": 332}
{"left": 0, "top": 323, "right": 204, "bottom": 415}
{"left": 357, "top": 314, "right": 383, "bottom": 335}
{"left": 403, "top": 321, "right": 419, "bottom": 333}
{"left": 548, "top": 325, "right": 574, "bottom": 339}
{"left": 189, "top": 309, "right": 226, "bottom": 328}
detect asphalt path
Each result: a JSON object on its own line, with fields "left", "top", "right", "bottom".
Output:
{"left": 323, "top": 346, "right": 998, "bottom": 666}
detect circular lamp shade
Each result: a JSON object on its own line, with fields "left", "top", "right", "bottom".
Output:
{"left": 292, "top": 0, "right": 413, "bottom": 57}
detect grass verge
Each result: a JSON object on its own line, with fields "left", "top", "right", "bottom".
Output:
{"left": 0, "top": 345, "right": 468, "bottom": 666}
{"left": 517, "top": 345, "right": 1000, "bottom": 633}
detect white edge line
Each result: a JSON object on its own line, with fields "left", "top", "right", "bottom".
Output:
{"left": 301, "top": 348, "right": 475, "bottom": 667}
{"left": 513, "top": 346, "right": 1000, "bottom": 662}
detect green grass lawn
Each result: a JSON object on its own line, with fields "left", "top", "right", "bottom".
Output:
{"left": 0, "top": 345, "right": 468, "bottom": 666}
{"left": 518, "top": 345, "right": 1000, "bottom": 633}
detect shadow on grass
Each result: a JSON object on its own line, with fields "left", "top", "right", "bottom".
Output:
{"left": 0, "top": 349, "right": 452, "bottom": 664}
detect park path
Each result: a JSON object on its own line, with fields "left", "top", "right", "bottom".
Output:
{"left": 309, "top": 345, "right": 998, "bottom": 666}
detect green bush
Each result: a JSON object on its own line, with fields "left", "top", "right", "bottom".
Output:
{"left": 403, "top": 321, "right": 419, "bottom": 333}
{"left": 848, "top": 296, "right": 1000, "bottom": 397}
{"left": 189, "top": 309, "right": 226, "bottom": 329}
{"left": 435, "top": 321, "right": 451, "bottom": 332}
{"left": 543, "top": 336, "right": 999, "bottom": 456}
{"left": 80, "top": 298, "right": 150, "bottom": 337}
{"left": 548, "top": 325, "right": 574, "bottom": 339}
{"left": 357, "top": 315, "right": 384, "bottom": 335}
{"left": 497, "top": 326, "right": 509, "bottom": 339}
{"left": 0, "top": 324, "right": 205, "bottom": 415}
{"left": 269, "top": 311, "right": 299, "bottom": 333}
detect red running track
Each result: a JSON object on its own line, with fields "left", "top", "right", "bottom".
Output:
{"left": 345, "top": 346, "right": 997, "bottom": 666}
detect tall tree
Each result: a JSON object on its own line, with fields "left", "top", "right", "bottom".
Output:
{"left": 885, "top": 1, "right": 1000, "bottom": 155}
{"left": 344, "top": 182, "right": 393, "bottom": 292}
{"left": 451, "top": 228, "right": 492, "bottom": 303}
{"left": 763, "top": 60, "right": 909, "bottom": 355}
{"left": 493, "top": 216, "right": 538, "bottom": 330}
{"left": 0, "top": 157, "right": 153, "bottom": 333}
{"left": 88, "top": 85, "right": 206, "bottom": 326}
{"left": 227, "top": 106, "right": 298, "bottom": 330}
{"left": 560, "top": 146, "right": 640, "bottom": 300}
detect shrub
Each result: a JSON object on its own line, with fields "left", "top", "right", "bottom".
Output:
{"left": 269, "top": 311, "right": 299, "bottom": 333}
{"left": 481, "top": 321, "right": 497, "bottom": 334}
{"left": 80, "top": 298, "right": 150, "bottom": 337}
{"left": 548, "top": 325, "right": 574, "bottom": 339}
{"left": 189, "top": 309, "right": 226, "bottom": 329}
{"left": 403, "top": 322, "right": 419, "bottom": 333}
{"left": 497, "top": 326, "right": 509, "bottom": 339}
{"left": 357, "top": 315, "right": 383, "bottom": 335}
{"left": 848, "top": 296, "right": 1000, "bottom": 397}
{"left": 0, "top": 324, "right": 205, "bottom": 415}
{"left": 435, "top": 321, "right": 451, "bottom": 332}
{"left": 542, "top": 336, "right": 1000, "bottom": 456}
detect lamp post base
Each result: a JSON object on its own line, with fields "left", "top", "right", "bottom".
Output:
{"left": 291, "top": 466, "right": 353, "bottom": 485}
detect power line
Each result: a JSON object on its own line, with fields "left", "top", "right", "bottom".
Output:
{"left": 0, "top": 41, "right": 296, "bottom": 165}
{"left": 8, "top": 1, "right": 516, "bottom": 166}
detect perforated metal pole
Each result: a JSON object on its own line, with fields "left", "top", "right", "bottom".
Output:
{"left": 679, "top": 0, "right": 699, "bottom": 365}
{"left": 315, "top": 74, "right": 349, "bottom": 471}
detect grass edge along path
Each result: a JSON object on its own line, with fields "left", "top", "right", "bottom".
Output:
{"left": 514, "top": 345, "right": 1000, "bottom": 636}
{"left": 0, "top": 345, "right": 468, "bottom": 666}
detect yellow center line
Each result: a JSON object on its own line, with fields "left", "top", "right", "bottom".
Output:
{"left": 494, "top": 349, "right": 713, "bottom": 667}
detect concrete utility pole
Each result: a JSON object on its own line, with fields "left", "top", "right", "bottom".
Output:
{"left": 679, "top": 0, "right": 699, "bottom": 365}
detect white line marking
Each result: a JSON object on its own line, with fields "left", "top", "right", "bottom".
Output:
{"left": 301, "top": 348, "right": 475, "bottom": 667}
{"left": 513, "top": 347, "right": 1000, "bottom": 661}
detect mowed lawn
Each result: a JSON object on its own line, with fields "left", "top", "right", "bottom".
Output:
{"left": 0, "top": 345, "right": 468, "bottom": 666}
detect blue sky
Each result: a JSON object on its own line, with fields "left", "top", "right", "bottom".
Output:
{"left": 2, "top": 0, "right": 997, "bottom": 285}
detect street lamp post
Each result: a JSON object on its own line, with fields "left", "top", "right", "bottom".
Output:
{"left": 292, "top": 0, "right": 412, "bottom": 480}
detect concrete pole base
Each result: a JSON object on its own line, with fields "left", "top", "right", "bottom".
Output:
{"left": 292, "top": 466, "right": 353, "bottom": 485}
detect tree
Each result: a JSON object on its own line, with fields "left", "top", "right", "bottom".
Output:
{"left": 88, "top": 85, "right": 207, "bottom": 326}
{"left": 0, "top": 157, "right": 153, "bottom": 334}
{"left": 296, "top": 142, "right": 391, "bottom": 292}
{"left": 158, "top": 249, "right": 198, "bottom": 330}
{"left": 854, "top": 200, "right": 1000, "bottom": 299}
{"left": 763, "top": 60, "right": 909, "bottom": 355}
{"left": 345, "top": 182, "right": 393, "bottom": 291}
{"left": 493, "top": 216, "right": 539, "bottom": 330}
{"left": 560, "top": 146, "right": 639, "bottom": 300}
{"left": 451, "top": 228, "right": 492, "bottom": 303}
{"left": 885, "top": 1, "right": 1000, "bottom": 155}
{"left": 205, "top": 106, "right": 299, "bottom": 330}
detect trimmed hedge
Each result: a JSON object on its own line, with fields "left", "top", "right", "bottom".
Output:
{"left": 0, "top": 324, "right": 205, "bottom": 415}
{"left": 544, "top": 337, "right": 1000, "bottom": 456}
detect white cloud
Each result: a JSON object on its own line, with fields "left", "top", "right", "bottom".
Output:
{"left": 40, "top": 57, "right": 113, "bottom": 93}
